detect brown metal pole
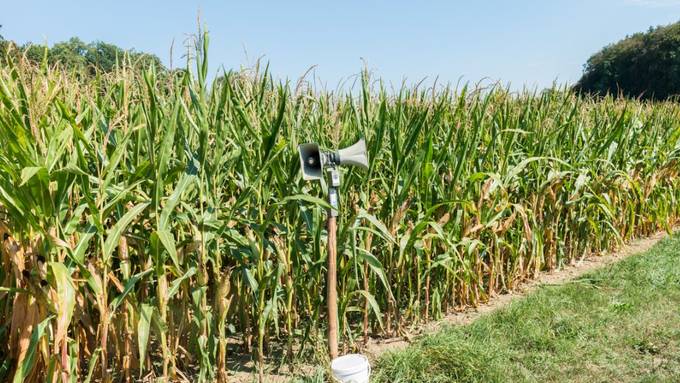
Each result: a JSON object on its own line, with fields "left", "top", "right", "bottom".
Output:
{"left": 327, "top": 215, "right": 339, "bottom": 360}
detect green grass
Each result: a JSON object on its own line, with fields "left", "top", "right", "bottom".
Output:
{"left": 369, "top": 233, "right": 680, "bottom": 383}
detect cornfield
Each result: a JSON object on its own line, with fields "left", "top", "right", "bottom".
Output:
{"left": 1, "top": 34, "right": 679, "bottom": 382}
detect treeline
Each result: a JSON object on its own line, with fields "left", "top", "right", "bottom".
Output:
{"left": 0, "top": 26, "right": 165, "bottom": 75}
{"left": 575, "top": 21, "right": 680, "bottom": 100}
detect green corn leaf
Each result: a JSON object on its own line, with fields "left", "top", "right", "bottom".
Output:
{"left": 48, "top": 263, "right": 76, "bottom": 348}
{"left": 357, "top": 209, "right": 395, "bottom": 244}
{"left": 160, "top": 173, "right": 196, "bottom": 231}
{"left": 103, "top": 202, "right": 150, "bottom": 264}
{"left": 168, "top": 266, "right": 197, "bottom": 300}
{"left": 153, "top": 230, "right": 180, "bottom": 271}
{"left": 354, "top": 289, "right": 384, "bottom": 330}
{"left": 137, "top": 304, "right": 154, "bottom": 374}
{"left": 356, "top": 248, "right": 394, "bottom": 301}
{"left": 12, "top": 316, "right": 53, "bottom": 383}
{"left": 277, "top": 194, "right": 332, "bottom": 210}
{"left": 70, "top": 225, "right": 97, "bottom": 265}
{"left": 83, "top": 348, "right": 101, "bottom": 383}
{"left": 19, "top": 166, "right": 47, "bottom": 186}
{"left": 109, "top": 269, "right": 153, "bottom": 314}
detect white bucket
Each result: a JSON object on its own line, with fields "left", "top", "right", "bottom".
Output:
{"left": 331, "top": 354, "right": 371, "bottom": 383}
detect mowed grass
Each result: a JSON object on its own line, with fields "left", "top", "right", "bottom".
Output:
{"left": 370, "top": 233, "right": 680, "bottom": 383}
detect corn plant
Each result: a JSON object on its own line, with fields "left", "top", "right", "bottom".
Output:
{"left": 0, "top": 34, "right": 679, "bottom": 382}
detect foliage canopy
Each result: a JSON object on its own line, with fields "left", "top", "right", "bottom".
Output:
{"left": 575, "top": 21, "right": 680, "bottom": 100}
{"left": 0, "top": 35, "right": 164, "bottom": 74}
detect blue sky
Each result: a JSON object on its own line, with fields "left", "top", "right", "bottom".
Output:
{"left": 3, "top": 1, "right": 680, "bottom": 90}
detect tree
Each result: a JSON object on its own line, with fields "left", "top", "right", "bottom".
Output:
{"left": 575, "top": 21, "right": 680, "bottom": 100}
{"left": 0, "top": 26, "right": 11, "bottom": 59}
{"left": 0, "top": 34, "right": 165, "bottom": 74}
{"left": 48, "top": 37, "right": 88, "bottom": 69}
{"left": 84, "top": 41, "right": 163, "bottom": 73}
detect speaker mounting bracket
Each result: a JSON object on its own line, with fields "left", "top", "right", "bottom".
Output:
{"left": 327, "top": 167, "right": 340, "bottom": 217}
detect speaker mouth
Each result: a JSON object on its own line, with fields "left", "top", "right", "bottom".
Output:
{"left": 298, "top": 143, "right": 323, "bottom": 180}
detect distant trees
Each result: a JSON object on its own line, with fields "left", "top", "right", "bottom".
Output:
{"left": 1, "top": 34, "right": 164, "bottom": 74}
{"left": 575, "top": 21, "right": 680, "bottom": 100}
